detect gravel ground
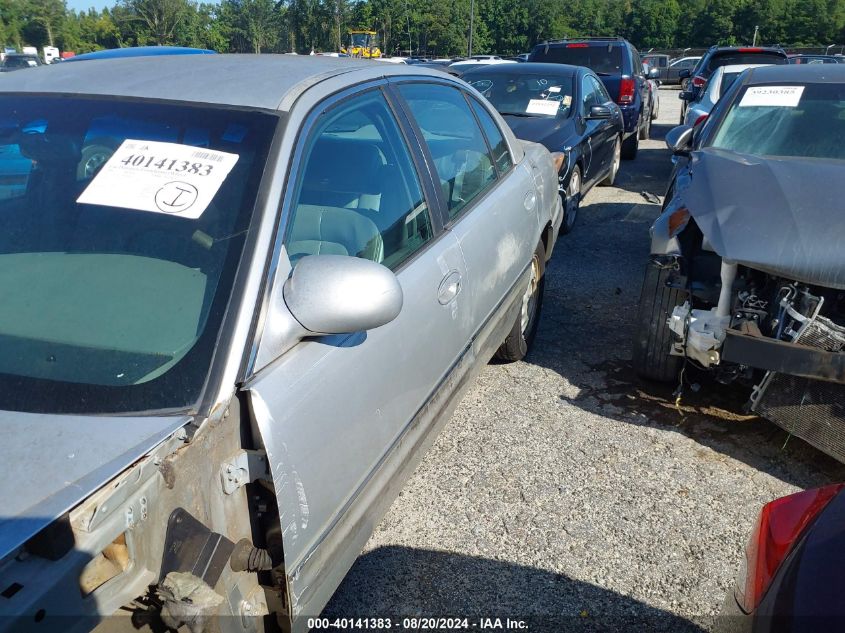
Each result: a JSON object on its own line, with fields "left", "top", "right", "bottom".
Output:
{"left": 325, "top": 89, "right": 845, "bottom": 631}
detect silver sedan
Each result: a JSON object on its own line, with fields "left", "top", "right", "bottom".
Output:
{"left": 0, "top": 54, "right": 561, "bottom": 632}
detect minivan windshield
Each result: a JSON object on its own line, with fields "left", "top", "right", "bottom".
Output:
{"left": 710, "top": 82, "right": 845, "bottom": 159}
{"left": 467, "top": 72, "right": 575, "bottom": 117}
{"left": 0, "top": 96, "right": 276, "bottom": 413}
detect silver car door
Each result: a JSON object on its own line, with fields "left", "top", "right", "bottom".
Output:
{"left": 394, "top": 81, "right": 541, "bottom": 340}
{"left": 247, "top": 86, "right": 471, "bottom": 628}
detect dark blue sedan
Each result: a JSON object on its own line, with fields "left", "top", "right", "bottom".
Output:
{"left": 463, "top": 62, "right": 624, "bottom": 233}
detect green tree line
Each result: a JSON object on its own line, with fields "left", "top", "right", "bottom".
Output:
{"left": 3, "top": 0, "right": 845, "bottom": 58}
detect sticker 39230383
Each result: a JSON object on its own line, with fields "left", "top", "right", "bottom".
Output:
{"left": 77, "top": 139, "right": 240, "bottom": 220}
{"left": 739, "top": 86, "right": 804, "bottom": 108}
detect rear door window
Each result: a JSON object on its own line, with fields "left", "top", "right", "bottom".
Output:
{"left": 531, "top": 45, "right": 623, "bottom": 75}
{"left": 398, "top": 83, "right": 497, "bottom": 221}
{"left": 468, "top": 98, "right": 513, "bottom": 174}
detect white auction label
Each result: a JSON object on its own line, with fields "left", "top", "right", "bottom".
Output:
{"left": 526, "top": 99, "right": 560, "bottom": 116}
{"left": 739, "top": 85, "right": 804, "bottom": 108}
{"left": 77, "top": 139, "right": 240, "bottom": 219}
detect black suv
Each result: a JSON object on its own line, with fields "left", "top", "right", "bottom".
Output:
{"left": 528, "top": 36, "right": 653, "bottom": 159}
{"left": 678, "top": 45, "right": 788, "bottom": 123}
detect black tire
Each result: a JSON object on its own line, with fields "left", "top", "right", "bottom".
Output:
{"left": 559, "top": 165, "right": 580, "bottom": 235}
{"left": 496, "top": 241, "right": 546, "bottom": 362}
{"left": 621, "top": 130, "right": 639, "bottom": 160}
{"left": 632, "top": 261, "right": 685, "bottom": 382}
{"left": 600, "top": 137, "right": 621, "bottom": 186}
{"left": 639, "top": 112, "right": 651, "bottom": 140}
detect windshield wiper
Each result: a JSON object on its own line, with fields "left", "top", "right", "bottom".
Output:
{"left": 499, "top": 111, "right": 536, "bottom": 118}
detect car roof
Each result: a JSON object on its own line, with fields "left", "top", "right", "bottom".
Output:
{"left": 460, "top": 62, "right": 581, "bottom": 77}
{"left": 710, "top": 46, "right": 785, "bottom": 56}
{"left": 0, "top": 54, "right": 452, "bottom": 111}
{"left": 743, "top": 63, "right": 845, "bottom": 84}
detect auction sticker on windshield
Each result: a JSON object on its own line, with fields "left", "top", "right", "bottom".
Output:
{"left": 77, "top": 139, "right": 239, "bottom": 219}
{"left": 739, "top": 86, "right": 804, "bottom": 108}
{"left": 526, "top": 99, "right": 560, "bottom": 116}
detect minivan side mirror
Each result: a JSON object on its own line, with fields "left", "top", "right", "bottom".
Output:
{"left": 679, "top": 69, "right": 692, "bottom": 79}
{"left": 679, "top": 91, "right": 694, "bottom": 101}
{"left": 284, "top": 255, "right": 403, "bottom": 335}
{"left": 648, "top": 67, "right": 660, "bottom": 80}
{"left": 666, "top": 125, "right": 694, "bottom": 155}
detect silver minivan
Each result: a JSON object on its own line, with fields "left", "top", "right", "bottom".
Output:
{"left": 0, "top": 55, "right": 562, "bottom": 632}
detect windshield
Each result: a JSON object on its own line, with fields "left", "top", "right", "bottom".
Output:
{"left": 350, "top": 33, "right": 376, "bottom": 48}
{"left": 710, "top": 82, "right": 845, "bottom": 159}
{"left": 468, "top": 73, "right": 574, "bottom": 117}
{"left": 530, "top": 45, "right": 623, "bottom": 75}
{"left": 0, "top": 96, "right": 275, "bottom": 414}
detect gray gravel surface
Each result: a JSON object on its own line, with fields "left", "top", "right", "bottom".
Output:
{"left": 325, "top": 89, "right": 845, "bottom": 631}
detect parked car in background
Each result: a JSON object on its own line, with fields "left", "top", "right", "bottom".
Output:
{"left": 643, "top": 53, "right": 670, "bottom": 80}
{"left": 464, "top": 62, "right": 623, "bottom": 233}
{"left": 643, "top": 62, "right": 660, "bottom": 119}
{"left": 667, "top": 56, "right": 701, "bottom": 86}
{"left": 788, "top": 53, "right": 842, "bottom": 64}
{"left": 528, "top": 36, "right": 653, "bottom": 159}
{"left": 448, "top": 58, "right": 516, "bottom": 75}
{"left": 0, "top": 54, "right": 563, "bottom": 632}
{"left": 634, "top": 64, "right": 845, "bottom": 463}
{"left": 0, "top": 53, "right": 42, "bottom": 72}
{"left": 716, "top": 483, "right": 845, "bottom": 633}
{"left": 682, "top": 63, "right": 772, "bottom": 127}
{"left": 679, "top": 46, "right": 788, "bottom": 123}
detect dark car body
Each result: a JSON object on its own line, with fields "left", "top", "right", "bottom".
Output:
{"left": 0, "top": 54, "right": 42, "bottom": 72}
{"left": 527, "top": 37, "right": 652, "bottom": 159}
{"left": 635, "top": 64, "right": 845, "bottom": 463}
{"left": 716, "top": 485, "right": 845, "bottom": 633}
{"left": 463, "top": 63, "right": 623, "bottom": 233}
{"left": 680, "top": 46, "right": 788, "bottom": 121}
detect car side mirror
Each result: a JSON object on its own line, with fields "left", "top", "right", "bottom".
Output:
{"left": 679, "top": 91, "right": 694, "bottom": 101}
{"left": 284, "top": 255, "right": 403, "bottom": 335}
{"left": 666, "top": 125, "right": 694, "bottom": 155}
{"left": 679, "top": 69, "right": 691, "bottom": 79}
{"left": 648, "top": 67, "right": 660, "bottom": 79}
{"left": 586, "top": 105, "right": 612, "bottom": 119}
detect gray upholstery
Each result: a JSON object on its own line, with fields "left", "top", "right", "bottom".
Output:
{"left": 287, "top": 204, "right": 384, "bottom": 263}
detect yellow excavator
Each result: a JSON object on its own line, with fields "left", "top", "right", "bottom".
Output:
{"left": 342, "top": 30, "right": 382, "bottom": 58}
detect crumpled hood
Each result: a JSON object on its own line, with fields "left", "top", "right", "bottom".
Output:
{"left": 686, "top": 148, "right": 845, "bottom": 289}
{"left": 0, "top": 410, "right": 190, "bottom": 561}
{"left": 502, "top": 115, "right": 572, "bottom": 147}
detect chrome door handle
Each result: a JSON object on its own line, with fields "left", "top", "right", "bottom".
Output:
{"left": 437, "top": 270, "right": 462, "bottom": 305}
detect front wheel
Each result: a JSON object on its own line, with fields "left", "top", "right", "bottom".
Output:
{"left": 559, "top": 165, "right": 581, "bottom": 235}
{"left": 632, "top": 261, "right": 685, "bottom": 382}
{"left": 496, "top": 241, "right": 546, "bottom": 362}
{"left": 600, "top": 137, "right": 621, "bottom": 186}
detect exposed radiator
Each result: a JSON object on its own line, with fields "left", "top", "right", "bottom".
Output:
{"left": 751, "top": 315, "right": 845, "bottom": 463}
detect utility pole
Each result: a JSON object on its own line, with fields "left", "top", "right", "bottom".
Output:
{"left": 468, "top": 0, "right": 474, "bottom": 57}
{"left": 752, "top": 25, "right": 759, "bottom": 46}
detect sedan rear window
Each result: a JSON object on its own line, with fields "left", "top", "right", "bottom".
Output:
{"left": 530, "top": 46, "right": 623, "bottom": 75}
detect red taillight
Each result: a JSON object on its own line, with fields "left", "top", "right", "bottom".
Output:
{"left": 693, "top": 114, "right": 708, "bottom": 127}
{"left": 691, "top": 75, "right": 706, "bottom": 88}
{"left": 738, "top": 483, "right": 844, "bottom": 613}
{"left": 617, "top": 77, "right": 635, "bottom": 104}
{"left": 566, "top": 43, "right": 589, "bottom": 48}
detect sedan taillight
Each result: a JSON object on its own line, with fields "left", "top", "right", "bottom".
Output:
{"left": 617, "top": 77, "right": 636, "bottom": 104}
{"left": 691, "top": 75, "right": 706, "bottom": 88}
{"left": 736, "top": 484, "right": 844, "bottom": 613}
